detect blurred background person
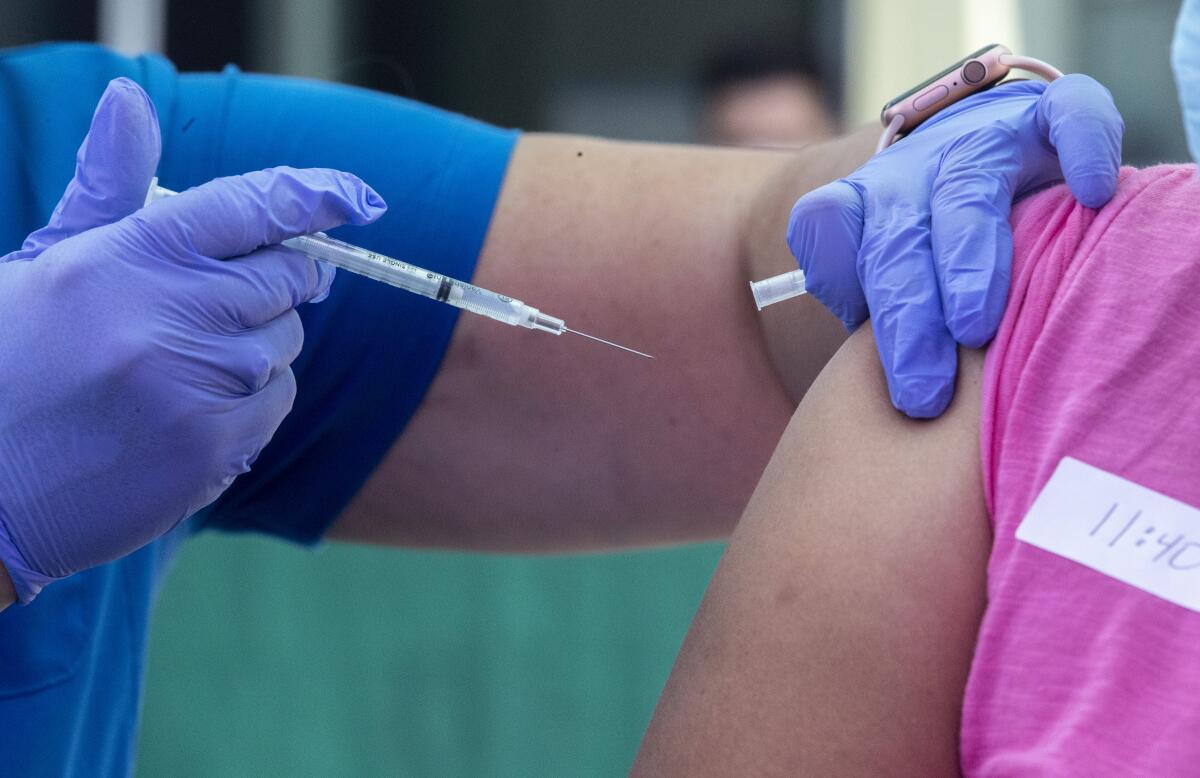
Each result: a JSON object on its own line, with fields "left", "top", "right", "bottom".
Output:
{"left": 698, "top": 37, "right": 839, "bottom": 147}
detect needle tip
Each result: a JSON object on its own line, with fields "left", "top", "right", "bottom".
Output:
{"left": 564, "top": 327, "right": 655, "bottom": 359}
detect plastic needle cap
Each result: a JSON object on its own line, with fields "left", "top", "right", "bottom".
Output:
{"left": 749, "top": 269, "right": 807, "bottom": 310}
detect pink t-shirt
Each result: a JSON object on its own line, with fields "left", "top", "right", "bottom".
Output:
{"left": 966, "top": 165, "right": 1200, "bottom": 774}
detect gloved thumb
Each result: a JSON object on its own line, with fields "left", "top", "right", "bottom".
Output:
{"left": 9, "top": 78, "right": 162, "bottom": 260}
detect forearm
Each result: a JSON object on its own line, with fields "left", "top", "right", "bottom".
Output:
{"left": 335, "top": 129, "right": 876, "bottom": 550}
{"left": 0, "top": 560, "right": 14, "bottom": 612}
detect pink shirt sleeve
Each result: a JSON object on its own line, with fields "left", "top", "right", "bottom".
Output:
{"left": 965, "top": 165, "right": 1200, "bottom": 775}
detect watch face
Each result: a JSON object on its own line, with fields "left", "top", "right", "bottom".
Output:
{"left": 880, "top": 43, "right": 1010, "bottom": 131}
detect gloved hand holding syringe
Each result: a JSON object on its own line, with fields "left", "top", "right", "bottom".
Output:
{"left": 145, "top": 179, "right": 653, "bottom": 359}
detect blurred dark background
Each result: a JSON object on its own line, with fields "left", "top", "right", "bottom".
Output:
{"left": 4, "top": 0, "right": 842, "bottom": 141}
{"left": 4, "top": 0, "right": 1186, "bottom": 154}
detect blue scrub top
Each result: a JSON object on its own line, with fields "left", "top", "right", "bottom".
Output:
{"left": 0, "top": 43, "right": 518, "bottom": 776}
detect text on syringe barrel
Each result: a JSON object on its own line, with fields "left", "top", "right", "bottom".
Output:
{"left": 286, "top": 233, "right": 533, "bottom": 326}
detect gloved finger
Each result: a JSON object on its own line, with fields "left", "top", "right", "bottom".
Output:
{"left": 134, "top": 166, "right": 386, "bottom": 261}
{"left": 930, "top": 129, "right": 1020, "bottom": 347}
{"left": 859, "top": 209, "right": 959, "bottom": 418}
{"left": 221, "top": 367, "right": 299, "bottom": 481}
{"left": 205, "top": 244, "right": 334, "bottom": 329}
{"left": 11, "top": 78, "right": 161, "bottom": 260}
{"left": 923, "top": 78, "right": 1045, "bottom": 132}
{"left": 785, "top": 180, "right": 868, "bottom": 330}
{"left": 219, "top": 310, "right": 305, "bottom": 395}
{"left": 1037, "top": 73, "right": 1123, "bottom": 208}
{"left": 310, "top": 261, "right": 336, "bottom": 303}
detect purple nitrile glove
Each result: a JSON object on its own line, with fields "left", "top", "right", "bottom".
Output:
{"left": 0, "top": 78, "right": 386, "bottom": 603}
{"left": 787, "top": 75, "right": 1123, "bottom": 418}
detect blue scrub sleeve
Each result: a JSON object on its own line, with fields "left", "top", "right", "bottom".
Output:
{"left": 0, "top": 43, "right": 178, "bottom": 249}
{"left": 160, "top": 69, "right": 519, "bottom": 544}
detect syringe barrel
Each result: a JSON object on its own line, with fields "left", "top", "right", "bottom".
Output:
{"left": 145, "top": 181, "right": 564, "bottom": 333}
{"left": 444, "top": 279, "right": 530, "bottom": 325}
{"left": 286, "top": 233, "right": 441, "bottom": 297}
{"left": 287, "top": 234, "right": 559, "bottom": 330}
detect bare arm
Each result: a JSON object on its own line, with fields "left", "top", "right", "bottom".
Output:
{"left": 331, "top": 128, "right": 873, "bottom": 550}
{"left": 634, "top": 328, "right": 991, "bottom": 776}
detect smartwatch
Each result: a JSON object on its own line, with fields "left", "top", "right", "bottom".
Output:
{"left": 876, "top": 44, "right": 1062, "bottom": 152}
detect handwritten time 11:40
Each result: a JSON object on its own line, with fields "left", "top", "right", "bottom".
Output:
{"left": 1090, "top": 502, "right": 1200, "bottom": 570}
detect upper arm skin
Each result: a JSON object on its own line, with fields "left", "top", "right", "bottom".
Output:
{"left": 634, "top": 328, "right": 991, "bottom": 776}
{"left": 331, "top": 130, "right": 872, "bottom": 551}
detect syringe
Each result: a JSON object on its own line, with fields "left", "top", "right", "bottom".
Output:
{"left": 144, "top": 181, "right": 653, "bottom": 359}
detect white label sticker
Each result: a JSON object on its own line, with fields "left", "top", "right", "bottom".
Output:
{"left": 1016, "top": 457, "right": 1200, "bottom": 612}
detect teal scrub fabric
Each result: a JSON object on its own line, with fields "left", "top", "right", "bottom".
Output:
{"left": 0, "top": 43, "right": 516, "bottom": 777}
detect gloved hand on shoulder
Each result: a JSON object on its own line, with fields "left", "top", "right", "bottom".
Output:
{"left": 787, "top": 74, "right": 1123, "bottom": 417}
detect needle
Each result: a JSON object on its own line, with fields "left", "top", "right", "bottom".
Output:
{"left": 565, "top": 327, "right": 655, "bottom": 359}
